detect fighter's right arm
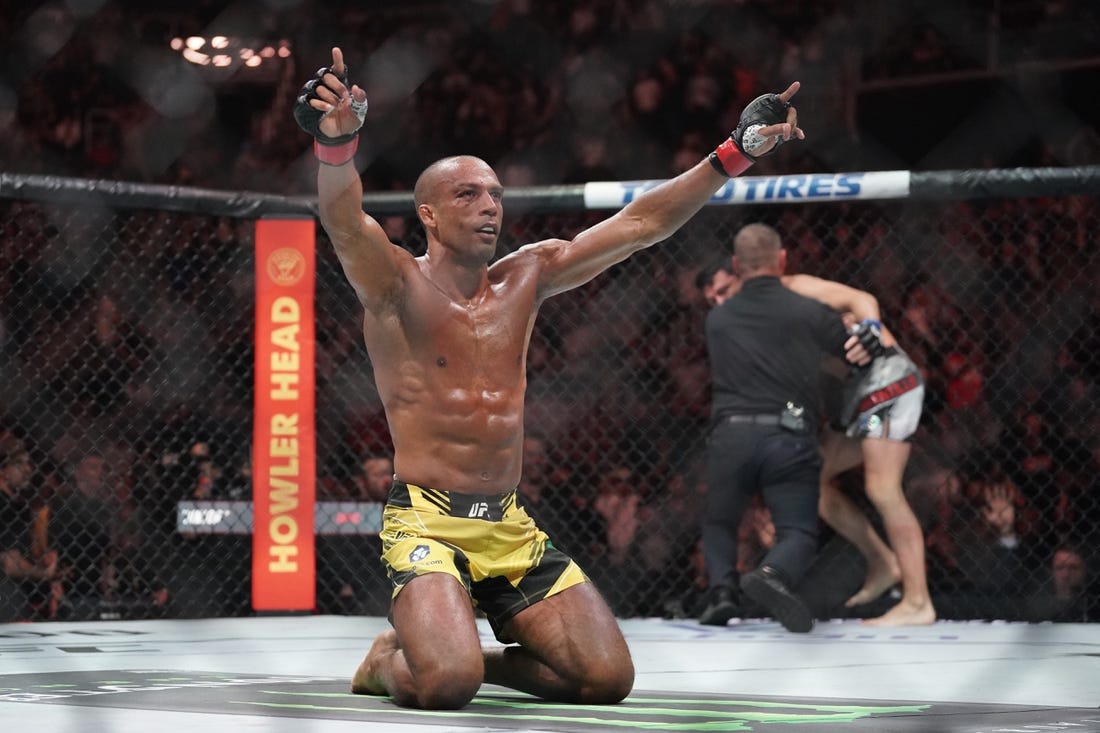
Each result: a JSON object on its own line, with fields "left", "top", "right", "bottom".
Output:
{"left": 318, "top": 158, "right": 404, "bottom": 308}
{"left": 295, "top": 47, "right": 405, "bottom": 308}
{"left": 783, "top": 274, "right": 881, "bottom": 321}
{"left": 784, "top": 273, "right": 897, "bottom": 347}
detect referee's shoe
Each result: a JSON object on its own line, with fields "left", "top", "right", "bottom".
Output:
{"left": 740, "top": 565, "right": 814, "bottom": 633}
{"left": 697, "top": 585, "right": 740, "bottom": 626}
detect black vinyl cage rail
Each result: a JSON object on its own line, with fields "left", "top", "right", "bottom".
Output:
{"left": 2, "top": 165, "right": 1098, "bottom": 216}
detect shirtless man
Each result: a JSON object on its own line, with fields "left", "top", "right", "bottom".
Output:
{"left": 293, "top": 47, "right": 805, "bottom": 709}
{"left": 698, "top": 255, "right": 936, "bottom": 627}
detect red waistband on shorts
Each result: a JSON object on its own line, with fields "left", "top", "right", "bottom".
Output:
{"left": 857, "top": 373, "right": 920, "bottom": 414}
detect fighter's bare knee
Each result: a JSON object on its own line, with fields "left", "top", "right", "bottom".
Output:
{"left": 563, "top": 621, "right": 634, "bottom": 703}
{"left": 404, "top": 652, "right": 483, "bottom": 709}
{"left": 576, "top": 654, "right": 634, "bottom": 704}
{"left": 414, "top": 672, "right": 482, "bottom": 709}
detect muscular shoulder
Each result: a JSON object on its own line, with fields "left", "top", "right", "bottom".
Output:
{"left": 490, "top": 239, "right": 566, "bottom": 279}
{"left": 498, "top": 239, "right": 567, "bottom": 264}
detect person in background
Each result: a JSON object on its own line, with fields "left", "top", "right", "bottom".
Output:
{"left": 318, "top": 450, "right": 394, "bottom": 615}
{"left": 355, "top": 452, "right": 395, "bottom": 502}
{"left": 515, "top": 433, "right": 602, "bottom": 568}
{"left": 51, "top": 453, "right": 116, "bottom": 604}
{"left": 698, "top": 256, "right": 936, "bottom": 626}
{"left": 0, "top": 432, "right": 62, "bottom": 620}
{"left": 696, "top": 223, "right": 876, "bottom": 633}
{"left": 1025, "top": 543, "right": 1099, "bottom": 622}
{"left": 954, "top": 476, "right": 1038, "bottom": 619}
{"left": 48, "top": 451, "right": 168, "bottom": 619}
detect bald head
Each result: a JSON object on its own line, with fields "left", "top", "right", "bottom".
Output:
{"left": 733, "top": 223, "right": 784, "bottom": 276}
{"left": 413, "top": 155, "right": 496, "bottom": 207}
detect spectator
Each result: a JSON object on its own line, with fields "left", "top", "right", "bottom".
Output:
{"left": 908, "top": 458, "right": 973, "bottom": 596}
{"left": 999, "top": 405, "right": 1060, "bottom": 546}
{"left": 50, "top": 452, "right": 117, "bottom": 605}
{"left": 516, "top": 433, "right": 601, "bottom": 565}
{"left": 632, "top": 461, "right": 706, "bottom": 616}
{"left": 953, "top": 477, "right": 1040, "bottom": 619}
{"left": 0, "top": 432, "right": 63, "bottom": 620}
{"left": 587, "top": 461, "right": 642, "bottom": 615}
{"left": 318, "top": 450, "right": 394, "bottom": 615}
{"left": 354, "top": 452, "right": 395, "bottom": 502}
{"left": 49, "top": 451, "right": 166, "bottom": 618}
{"left": 1024, "top": 544, "right": 1100, "bottom": 622}
{"left": 592, "top": 462, "right": 642, "bottom": 569}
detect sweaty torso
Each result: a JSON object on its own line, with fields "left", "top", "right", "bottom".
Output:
{"left": 363, "top": 255, "right": 540, "bottom": 494}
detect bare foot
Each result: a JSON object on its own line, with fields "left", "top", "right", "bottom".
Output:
{"left": 351, "top": 629, "right": 400, "bottom": 695}
{"left": 844, "top": 555, "right": 901, "bottom": 607}
{"left": 861, "top": 599, "right": 936, "bottom": 627}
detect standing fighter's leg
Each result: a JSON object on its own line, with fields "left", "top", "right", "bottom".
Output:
{"left": 352, "top": 573, "right": 484, "bottom": 708}
{"left": 818, "top": 429, "right": 901, "bottom": 607}
{"left": 485, "top": 582, "right": 634, "bottom": 703}
{"left": 859, "top": 437, "right": 935, "bottom": 626}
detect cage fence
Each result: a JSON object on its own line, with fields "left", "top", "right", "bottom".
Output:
{"left": 0, "top": 167, "right": 1097, "bottom": 623}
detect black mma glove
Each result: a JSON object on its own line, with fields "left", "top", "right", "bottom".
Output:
{"left": 708, "top": 92, "right": 793, "bottom": 177}
{"left": 293, "top": 65, "right": 368, "bottom": 165}
{"left": 850, "top": 319, "right": 887, "bottom": 359}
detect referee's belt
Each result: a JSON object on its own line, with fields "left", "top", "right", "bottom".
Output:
{"left": 725, "top": 413, "right": 782, "bottom": 426}
{"left": 722, "top": 412, "right": 809, "bottom": 433}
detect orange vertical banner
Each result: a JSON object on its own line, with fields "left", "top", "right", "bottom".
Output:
{"left": 252, "top": 218, "right": 316, "bottom": 610}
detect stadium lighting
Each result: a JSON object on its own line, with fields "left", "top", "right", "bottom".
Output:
{"left": 171, "top": 36, "right": 292, "bottom": 72}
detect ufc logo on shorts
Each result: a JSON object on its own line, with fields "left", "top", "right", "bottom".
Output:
{"left": 467, "top": 502, "right": 490, "bottom": 519}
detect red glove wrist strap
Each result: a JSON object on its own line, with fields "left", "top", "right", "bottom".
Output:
{"left": 314, "top": 136, "right": 358, "bottom": 166}
{"left": 709, "top": 138, "right": 752, "bottom": 177}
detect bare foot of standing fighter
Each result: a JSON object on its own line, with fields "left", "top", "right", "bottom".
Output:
{"left": 862, "top": 597, "right": 936, "bottom": 627}
{"left": 845, "top": 551, "right": 901, "bottom": 608}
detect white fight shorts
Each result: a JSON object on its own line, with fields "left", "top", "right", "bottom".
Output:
{"left": 840, "top": 347, "right": 924, "bottom": 441}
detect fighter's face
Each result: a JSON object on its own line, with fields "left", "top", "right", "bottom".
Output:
{"left": 433, "top": 160, "right": 502, "bottom": 263}
{"left": 705, "top": 269, "right": 742, "bottom": 307}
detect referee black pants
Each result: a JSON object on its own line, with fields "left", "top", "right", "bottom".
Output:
{"left": 702, "top": 420, "right": 822, "bottom": 592}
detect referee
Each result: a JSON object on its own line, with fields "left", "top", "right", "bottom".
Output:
{"left": 697, "top": 223, "right": 878, "bottom": 632}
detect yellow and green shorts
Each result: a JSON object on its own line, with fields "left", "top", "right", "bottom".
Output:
{"left": 380, "top": 480, "right": 589, "bottom": 641}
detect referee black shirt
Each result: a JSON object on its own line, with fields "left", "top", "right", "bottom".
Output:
{"left": 705, "top": 275, "right": 851, "bottom": 427}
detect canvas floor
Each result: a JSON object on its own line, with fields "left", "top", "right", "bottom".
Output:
{"left": 1, "top": 614, "right": 1097, "bottom": 732}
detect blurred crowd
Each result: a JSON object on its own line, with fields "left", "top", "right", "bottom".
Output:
{"left": 2, "top": 0, "right": 1099, "bottom": 194}
{"left": 2, "top": 0, "right": 1099, "bottom": 622}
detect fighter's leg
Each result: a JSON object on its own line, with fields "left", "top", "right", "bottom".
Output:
{"left": 817, "top": 429, "right": 900, "bottom": 607}
{"left": 485, "top": 581, "right": 634, "bottom": 703}
{"left": 858, "top": 437, "right": 935, "bottom": 627}
{"left": 351, "top": 572, "right": 484, "bottom": 709}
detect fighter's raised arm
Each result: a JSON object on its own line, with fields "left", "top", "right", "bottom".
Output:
{"left": 528, "top": 83, "right": 804, "bottom": 300}
{"left": 783, "top": 273, "right": 898, "bottom": 348}
{"left": 294, "top": 47, "right": 408, "bottom": 309}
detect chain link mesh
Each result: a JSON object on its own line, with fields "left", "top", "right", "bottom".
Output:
{"left": 1, "top": 188, "right": 1097, "bottom": 623}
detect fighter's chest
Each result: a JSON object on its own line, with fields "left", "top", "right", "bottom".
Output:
{"left": 400, "top": 286, "right": 533, "bottom": 356}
